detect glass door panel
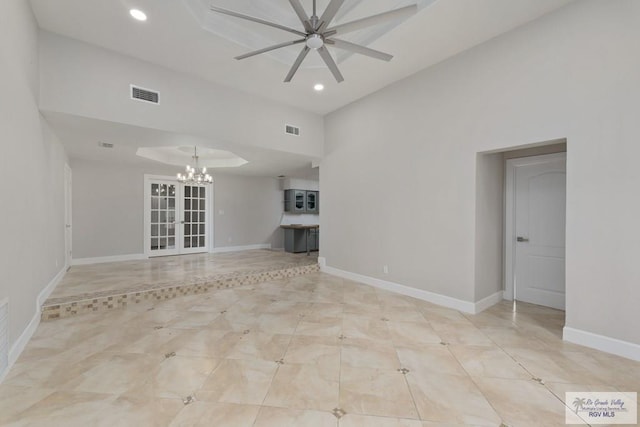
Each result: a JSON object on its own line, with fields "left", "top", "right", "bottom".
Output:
{"left": 182, "top": 185, "right": 207, "bottom": 253}
{"left": 145, "top": 178, "right": 210, "bottom": 257}
{"left": 148, "top": 182, "right": 179, "bottom": 256}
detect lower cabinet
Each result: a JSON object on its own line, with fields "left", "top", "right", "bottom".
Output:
{"left": 284, "top": 228, "right": 319, "bottom": 253}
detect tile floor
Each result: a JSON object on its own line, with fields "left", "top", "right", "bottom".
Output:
{"left": 1, "top": 272, "right": 639, "bottom": 426}
{"left": 50, "top": 250, "right": 317, "bottom": 300}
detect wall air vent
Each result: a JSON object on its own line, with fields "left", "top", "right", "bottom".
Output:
{"left": 0, "top": 298, "right": 8, "bottom": 380}
{"left": 97, "top": 142, "right": 114, "bottom": 148}
{"left": 285, "top": 124, "right": 300, "bottom": 136}
{"left": 131, "top": 85, "right": 160, "bottom": 104}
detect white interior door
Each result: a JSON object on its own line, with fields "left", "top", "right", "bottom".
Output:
{"left": 144, "top": 177, "right": 211, "bottom": 257}
{"left": 507, "top": 153, "right": 566, "bottom": 310}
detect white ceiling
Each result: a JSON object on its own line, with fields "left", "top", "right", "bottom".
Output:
{"left": 30, "top": 0, "right": 573, "bottom": 115}
{"left": 43, "top": 112, "right": 320, "bottom": 179}
{"left": 31, "top": 0, "right": 572, "bottom": 178}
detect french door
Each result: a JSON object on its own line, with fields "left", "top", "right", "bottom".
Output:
{"left": 144, "top": 176, "right": 212, "bottom": 257}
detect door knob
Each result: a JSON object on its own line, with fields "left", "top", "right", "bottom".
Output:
{"left": 516, "top": 236, "right": 529, "bottom": 242}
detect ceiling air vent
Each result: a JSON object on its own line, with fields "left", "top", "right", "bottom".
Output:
{"left": 285, "top": 124, "right": 300, "bottom": 136}
{"left": 97, "top": 141, "right": 114, "bottom": 148}
{"left": 131, "top": 85, "right": 159, "bottom": 104}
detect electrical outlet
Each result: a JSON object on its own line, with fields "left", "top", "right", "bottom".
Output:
{"left": 383, "top": 265, "right": 388, "bottom": 274}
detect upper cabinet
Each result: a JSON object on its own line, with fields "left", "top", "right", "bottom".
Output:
{"left": 305, "top": 191, "right": 318, "bottom": 213}
{"left": 284, "top": 189, "right": 319, "bottom": 214}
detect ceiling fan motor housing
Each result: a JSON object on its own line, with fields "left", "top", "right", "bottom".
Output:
{"left": 306, "top": 33, "right": 324, "bottom": 49}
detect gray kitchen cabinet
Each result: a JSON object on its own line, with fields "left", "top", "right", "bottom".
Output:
{"left": 308, "top": 227, "right": 319, "bottom": 251}
{"left": 284, "top": 189, "right": 319, "bottom": 213}
{"left": 305, "top": 191, "right": 319, "bottom": 213}
{"left": 284, "top": 189, "right": 306, "bottom": 213}
{"left": 282, "top": 226, "right": 319, "bottom": 253}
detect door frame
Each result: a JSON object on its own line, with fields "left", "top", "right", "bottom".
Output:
{"left": 504, "top": 152, "right": 567, "bottom": 301}
{"left": 143, "top": 174, "right": 214, "bottom": 257}
{"left": 64, "top": 164, "right": 72, "bottom": 269}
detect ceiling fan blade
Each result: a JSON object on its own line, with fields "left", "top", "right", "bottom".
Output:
{"left": 327, "top": 4, "right": 417, "bottom": 36}
{"left": 288, "top": 0, "right": 312, "bottom": 32}
{"left": 327, "top": 38, "right": 393, "bottom": 61}
{"left": 210, "top": 6, "right": 307, "bottom": 37}
{"left": 317, "top": 0, "right": 345, "bottom": 32}
{"left": 284, "top": 46, "right": 311, "bottom": 82}
{"left": 235, "top": 39, "right": 306, "bottom": 60}
{"left": 317, "top": 46, "right": 344, "bottom": 83}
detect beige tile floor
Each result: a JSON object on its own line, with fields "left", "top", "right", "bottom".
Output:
{"left": 2, "top": 272, "right": 639, "bottom": 426}
{"left": 50, "top": 250, "right": 317, "bottom": 300}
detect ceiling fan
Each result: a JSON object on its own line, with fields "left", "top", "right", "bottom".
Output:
{"left": 210, "top": 0, "right": 418, "bottom": 83}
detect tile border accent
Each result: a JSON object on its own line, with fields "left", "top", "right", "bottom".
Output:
{"left": 41, "top": 263, "right": 319, "bottom": 321}
{"left": 321, "top": 263, "right": 502, "bottom": 315}
{"left": 563, "top": 326, "right": 640, "bottom": 362}
{"left": 1, "top": 265, "right": 66, "bottom": 384}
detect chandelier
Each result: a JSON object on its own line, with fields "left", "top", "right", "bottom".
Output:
{"left": 177, "top": 147, "right": 213, "bottom": 185}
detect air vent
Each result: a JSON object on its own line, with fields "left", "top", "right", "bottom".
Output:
{"left": 97, "top": 142, "right": 114, "bottom": 149}
{"left": 131, "top": 85, "right": 160, "bottom": 104}
{"left": 285, "top": 124, "right": 300, "bottom": 136}
{"left": 0, "top": 298, "right": 8, "bottom": 379}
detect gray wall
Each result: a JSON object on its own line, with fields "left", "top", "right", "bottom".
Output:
{"left": 322, "top": 0, "right": 640, "bottom": 345}
{"left": 71, "top": 159, "right": 284, "bottom": 259}
{"left": 0, "top": 0, "right": 67, "bottom": 348}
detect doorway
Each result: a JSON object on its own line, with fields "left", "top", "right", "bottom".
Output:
{"left": 505, "top": 153, "right": 566, "bottom": 310}
{"left": 143, "top": 175, "right": 213, "bottom": 257}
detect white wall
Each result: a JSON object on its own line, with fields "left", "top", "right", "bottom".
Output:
{"left": 322, "top": 0, "right": 640, "bottom": 347}
{"left": 71, "top": 159, "right": 284, "bottom": 259}
{"left": 38, "top": 32, "right": 324, "bottom": 159}
{"left": 0, "top": 0, "right": 67, "bottom": 356}
{"left": 474, "top": 152, "right": 504, "bottom": 301}
{"left": 213, "top": 174, "right": 284, "bottom": 249}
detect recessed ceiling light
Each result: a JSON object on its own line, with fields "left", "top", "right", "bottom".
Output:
{"left": 314, "top": 84, "right": 324, "bottom": 92}
{"left": 129, "top": 9, "right": 147, "bottom": 21}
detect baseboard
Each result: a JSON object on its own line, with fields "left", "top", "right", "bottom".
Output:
{"left": 474, "top": 291, "right": 505, "bottom": 313}
{"left": 321, "top": 264, "right": 489, "bottom": 314}
{"left": 72, "top": 253, "right": 147, "bottom": 266}
{"left": 211, "top": 244, "right": 272, "bottom": 254}
{"left": 1, "top": 266, "right": 66, "bottom": 383}
{"left": 563, "top": 327, "right": 640, "bottom": 362}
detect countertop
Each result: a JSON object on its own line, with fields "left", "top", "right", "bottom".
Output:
{"left": 280, "top": 224, "right": 320, "bottom": 230}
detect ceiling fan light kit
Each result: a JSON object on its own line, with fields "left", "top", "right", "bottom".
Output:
{"left": 210, "top": 0, "right": 418, "bottom": 83}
